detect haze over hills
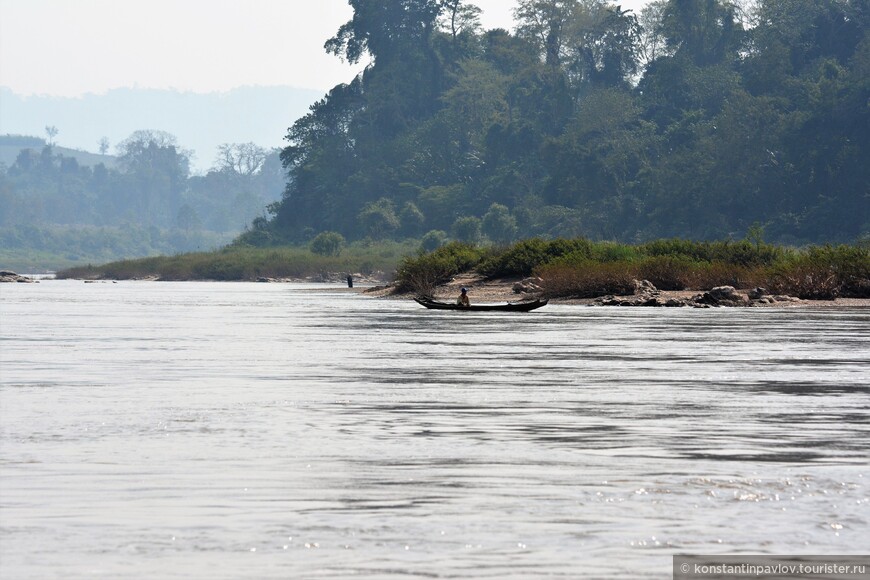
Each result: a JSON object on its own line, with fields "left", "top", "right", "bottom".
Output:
{"left": 0, "top": 85, "right": 324, "bottom": 172}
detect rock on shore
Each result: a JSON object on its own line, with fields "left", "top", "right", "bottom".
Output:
{"left": 0, "top": 270, "right": 36, "bottom": 283}
{"left": 368, "top": 273, "right": 861, "bottom": 308}
{"left": 594, "top": 281, "right": 800, "bottom": 308}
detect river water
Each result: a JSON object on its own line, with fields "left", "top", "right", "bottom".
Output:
{"left": 1, "top": 281, "right": 868, "bottom": 578}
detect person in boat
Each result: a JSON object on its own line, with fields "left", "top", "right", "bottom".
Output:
{"left": 457, "top": 287, "right": 470, "bottom": 307}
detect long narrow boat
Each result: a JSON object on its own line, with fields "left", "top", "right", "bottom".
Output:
{"left": 414, "top": 296, "right": 549, "bottom": 312}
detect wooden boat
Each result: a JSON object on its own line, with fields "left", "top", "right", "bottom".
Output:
{"left": 414, "top": 296, "right": 549, "bottom": 312}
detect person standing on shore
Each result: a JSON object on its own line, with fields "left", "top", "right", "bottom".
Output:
{"left": 457, "top": 287, "right": 470, "bottom": 307}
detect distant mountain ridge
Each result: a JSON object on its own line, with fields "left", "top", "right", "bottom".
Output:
{"left": 0, "top": 85, "right": 324, "bottom": 172}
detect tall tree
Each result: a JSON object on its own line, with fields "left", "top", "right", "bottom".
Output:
{"left": 661, "top": 0, "right": 742, "bottom": 66}
{"left": 44, "top": 125, "right": 58, "bottom": 146}
{"left": 440, "top": 0, "right": 482, "bottom": 43}
{"left": 214, "top": 143, "right": 267, "bottom": 176}
{"left": 116, "top": 130, "right": 191, "bottom": 227}
{"left": 325, "top": 0, "right": 444, "bottom": 64}
{"left": 637, "top": 0, "right": 670, "bottom": 65}
{"left": 564, "top": 2, "right": 643, "bottom": 89}
{"left": 515, "top": 0, "right": 579, "bottom": 66}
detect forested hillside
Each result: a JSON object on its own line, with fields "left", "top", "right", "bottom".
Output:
{"left": 250, "top": 0, "right": 868, "bottom": 248}
{"left": 0, "top": 132, "right": 284, "bottom": 269}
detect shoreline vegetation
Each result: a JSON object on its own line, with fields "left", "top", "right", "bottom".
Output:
{"left": 51, "top": 238, "right": 870, "bottom": 307}
{"left": 55, "top": 241, "right": 418, "bottom": 284}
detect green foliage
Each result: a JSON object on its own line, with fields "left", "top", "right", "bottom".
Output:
{"left": 57, "top": 240, "right": 418, "bottom": 281}
{"left": 309, "top": 231, "right": 346, "bottom": 256}
{"left": 481, "top": 203, "right": 518, "bottom": 244}
{"left": 590, "top": 242, "right": 640, "bottom": 263}
{"left": 420, "top": 229, "right": 448, "bottom": 252}
{"left": 0, "top": 223, "right": 231, "bottom": 272}
{"left": 358, "top": 198, "right": 400, "bottom": 239}
{"left": 0, "top": 132, "right": 285, "bottom": 267}
{"left": 769, "top": 245, "right": 870, "bottom": 299}
{"left": 399, "top": 201, "right": 426, "bottom": 237}
{"left": 15, "top": 0, "right": 868, "bottom": 271}
{"left": 638, "top": 238, "right": 789, "bottom": 267}
{"left": 461, "top": 236, "right": 869, "bottom": 299}
{"left": 252, "top": 0, "right": 867, "bottom": 248}
{"left": 477, "top": 237, "right": 592, "bottom": 277}
{"left": 395, "top": 241, "right": 485, "bottom": 294}
{"left": 452, "top": 215, "right": 482, "bottom": 244}
{"left": 416, "top": 185, "right": 464, "bottom": 230}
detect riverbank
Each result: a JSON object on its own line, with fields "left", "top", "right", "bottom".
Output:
{"left": 365, "top": 273, "right": 870, "bottom": 308}
{"left": 10, "top": 268, "right": 868, "bottom": 307}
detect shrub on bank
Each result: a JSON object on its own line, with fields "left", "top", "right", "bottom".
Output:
{"left": 58, "top": 237, "right": 869, "bottom": 300}
{"left": 395, "top": 242, "right": 486, "bottom": 295}
{"left": 310, "top": 231, "right": 346, "bottom": 257}
{"left": 639, "top": 239, "right": 789, "bottom": 266}
{"left": 476, "top": 238, "right": 593, "bottom": 278}
{"left": 767, "top": 245, "right": 870, "bottom": 299}
{"left": 397, "top": 237, "right": 868, "bottom": 300}
{"left": 56, "top": 241, "right": 418, "bottom": 281}
{"left": 538, "top": 261, "right": 636, "bottom": 298}
{"left": 635, "top": 255, "right": 696, "bottom": 290}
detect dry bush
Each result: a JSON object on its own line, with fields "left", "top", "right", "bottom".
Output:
{"left": 767, "top": 264, "right": 840, "bottom": 299}
{"left": 538, "top": 262, "right": 636, "bottom": 298}
{"left": 636, "top": 256, "right": 694, "bottom": 290}
{"left": 686, "top": 262, "right": 765, "bottom": 290}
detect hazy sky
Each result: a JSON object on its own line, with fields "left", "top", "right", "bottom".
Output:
{"left": 1, "top": 0, "right": 650, "bottom": 97}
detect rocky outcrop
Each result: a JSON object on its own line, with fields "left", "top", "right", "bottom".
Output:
{"left": 513, "top": 277, "right": 543, "bottom": 294}
{"left": 745, "top": 287, "right": 801, "bottom": 304}
{"left": 595, "top": 279, "right": 671, "bottom": 307}
{"left": 0, "top": 270, "right": 36, "bottom": 283}
{"left": 692, "top": 285, "right": 748, "bottom": 306}
{"left": 594, "top": 281, "right": 801, "bottom": 307}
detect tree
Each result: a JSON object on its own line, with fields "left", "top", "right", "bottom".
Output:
{"left": 638, "top": 1, "right": 670, "bottom": 66}
{"left": 439, "top": 0, "right": 482, "bottom": 45}
{"left": 660, "top": 0, "right": 742, "bottom": 66}
{"left": 512, "top": 1, "right": 577, "bottom": 132}
{"left": 482, "top": 203, "right": 519, "bottom": 244}
{"left": 399, "top": 201, "right": 426, "bottom": 237}
{"left": 515, "top": 0, "right": 578, "bottom": 66}
{"left": 325, "top": 0, "right": 443, "bottom": 65}
{"left": 273, "top": 80, "right": 364, "bottom": 238}
{"left": 214, "top": 143, "right": 267, "bottom": 176}
{"left": 116, "top": 130, "right": 191, "bottom": 227}
{"left": 358, "top": 197, "right": 400, "bottom": 239}
{"left": 452, "top": 215, "right": 482, "bottom": 244}
{"left": 252, "top": 0, "right": 868, "bottom": 247}
{"left": 12, "top": 149, "right": 37, "bottom": 173}
{"left": 117, "top": 130, "right": 190, "bottom": 167}
{"left": 564, "top": 3, "right": 643, "bottom": 89}
{"left": 45, "top": 126, "right": 58, "bottom": 146}
{"left": 440, "top": 59, "right": 510, "bottom": 145}
{"left": 310, "top": 231, "right": 346, "bottom": 256}
{"left": 420, "top": 229, "right": 448, "bottom": 251}
{"left": 98, "top": 137, "right": 110, "bottom": 156}
{"left": 176, "top": 204, "right": 202, "bottom": 232}
{"left": 416, "top": 184, "right": 464, "bottom": 230}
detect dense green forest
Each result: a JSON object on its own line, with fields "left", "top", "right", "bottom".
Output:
{"left": 245, "top": 0, "right": 868, "bottom": 248}
{"left": 0, "top": 132, "right": 284, "bottom": 269}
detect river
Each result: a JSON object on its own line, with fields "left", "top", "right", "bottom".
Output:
{"left": 1, "top": 281, "right": 868, "bottom": 578}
